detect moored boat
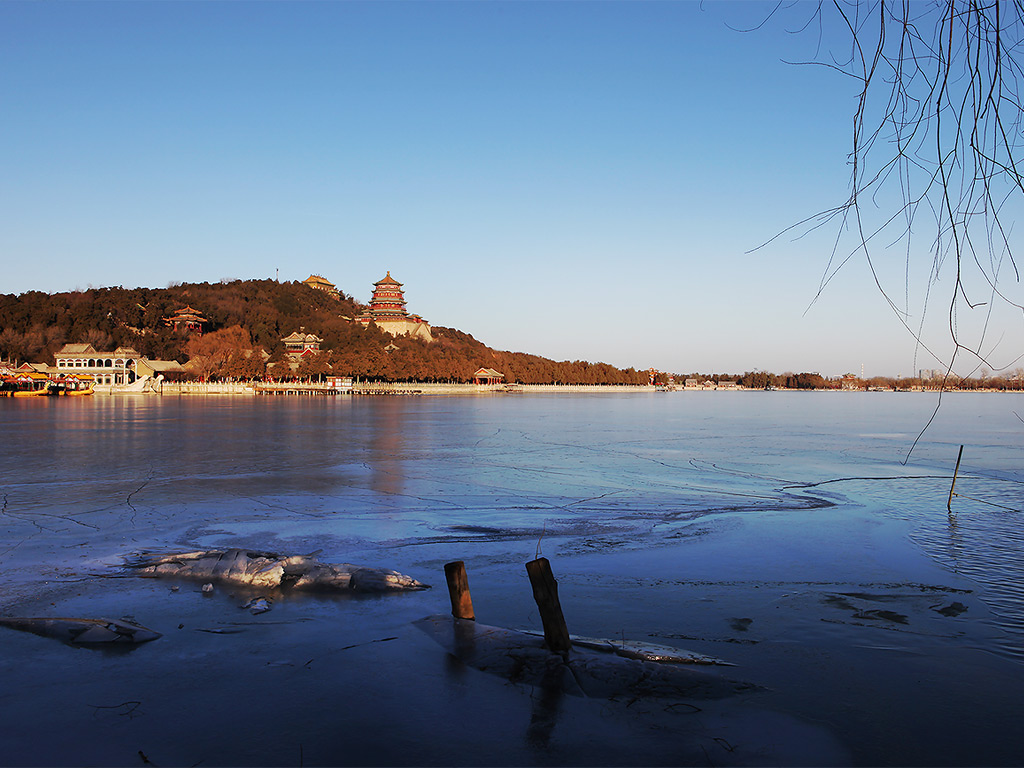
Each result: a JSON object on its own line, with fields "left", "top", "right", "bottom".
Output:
{"left": 0, "top": 371, "right": 51, "bottom": 397}
{"left": 54, "top": 373, "right": 95, "bottom": 396}
{"left": 0, "top": 372, "right": 95, "bottom": 397}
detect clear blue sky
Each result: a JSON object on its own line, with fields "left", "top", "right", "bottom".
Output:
{"left": 2, "top": 1, "right": 1013, "bottom": 377}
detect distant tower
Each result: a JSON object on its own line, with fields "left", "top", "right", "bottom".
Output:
{"left": 861, "top": 363, "right": 864, "bottom": 378}
{"left": 362, "top": 272, "right": 408, "bottom": 320}
{"left": 355, "top": 271, "right": 433, "bottom": 342}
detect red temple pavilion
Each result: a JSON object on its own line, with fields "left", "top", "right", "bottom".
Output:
{"left": 355, "top": 272, "right": 432, "bottom": 342}
{"left": 163, "top": 306, "right": 209, "bottom": 334}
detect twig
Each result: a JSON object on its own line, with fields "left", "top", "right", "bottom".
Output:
{"left": 949, "top": 492, "right": 1020, "bottom": 512}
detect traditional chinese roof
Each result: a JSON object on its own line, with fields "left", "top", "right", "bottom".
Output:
{"left": 281, "top": 331, "right": 323, "bottom": 343}
{"left": 473, "top": 367, "right": 504, "bottom": 379}
{"left": 170, "top": 305, "right": 206, "bottom": 317}
{"left": 57, "top": 343, "right": 96, "bottom": 355}
{"left": 56, "top": 344, "right": 141, "bottom": 358}
{"left": 303, "top": 274, "right": 336, "bottom": 289}
{"left": 164, "top": 306, "right": 209, "bottom": 328}
{"left": 374, "top": 271, "right": 402, "bottom": 287}
{"left": 18, "top": 362, "right": 52, "bottom": 373}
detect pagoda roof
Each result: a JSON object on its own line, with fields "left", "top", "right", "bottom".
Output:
{"left": 374, "top": 271, "right": 403, "bottom": 287}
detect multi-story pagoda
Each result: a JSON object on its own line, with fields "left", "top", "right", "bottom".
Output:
{"left": 355, "top": 272, "right": 433, "bottom": 342}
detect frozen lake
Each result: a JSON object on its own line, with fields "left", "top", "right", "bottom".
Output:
{"left": 1, "top": 391, "right": 1022, "bottom": 765}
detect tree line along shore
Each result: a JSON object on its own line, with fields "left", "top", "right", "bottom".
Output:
{"left": 0, "top": 279, "right": 649, "bottom": 386}
{"left": 2, "top": 279, "right": 1020, "bottom": 390}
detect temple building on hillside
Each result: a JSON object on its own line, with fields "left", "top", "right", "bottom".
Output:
{"left": 354, "top": 272, "right": 433, "bottom": 342}
{"left": 302, "top": 275, "right": 340, "bottom": 298}
{"left": 163, "top": 306, "right": 209, "bottom": 334}
{"left": 281, "top": 329, "right": 323, "bottom": 362}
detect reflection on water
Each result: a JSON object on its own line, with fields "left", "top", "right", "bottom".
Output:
{"left": 2, "top": 392, "right": 1023, "bottom": 656}
{"left": 923, "top": 485, "right": 1024, "bottom": 660}
{"left": 369, "top": 400, "right": 406, "bottom": 496}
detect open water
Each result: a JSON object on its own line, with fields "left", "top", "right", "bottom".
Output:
{"left": 1, "top": 391, "right": 1023, "bottom": 766}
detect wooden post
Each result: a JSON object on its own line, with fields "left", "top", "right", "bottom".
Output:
{"left": 444, "top": 561, "right": 475, "bottom": 620}
{"left": 526, "top": 557, "right": 572, "bottom": 654}
{"left": 947, "top": 444, "right": 964, "bottom": 512}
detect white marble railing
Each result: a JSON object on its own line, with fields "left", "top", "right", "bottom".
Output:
{"left": 157, "top": 381, "right": 657, "bottom": 396}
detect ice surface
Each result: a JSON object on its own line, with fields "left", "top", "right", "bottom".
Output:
{"left": 1, "top": 392, "right": 1023, "bottom": 765}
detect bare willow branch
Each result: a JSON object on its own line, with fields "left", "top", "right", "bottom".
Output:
{"left": 751, "top": 0, "right": 1024, "bottom": 403}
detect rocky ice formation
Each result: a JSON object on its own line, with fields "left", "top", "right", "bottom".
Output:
{"left": 0, "top": 616, "right": 162, "bottom": 645}
{"left": 125, "top": 548, "right": 429, "bottom": 593}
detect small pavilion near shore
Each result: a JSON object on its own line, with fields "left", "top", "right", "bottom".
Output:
{"left": 472, "top": 367, "right": 505, "bottom": 385}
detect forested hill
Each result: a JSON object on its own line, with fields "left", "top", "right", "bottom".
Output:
{"left": 0, "top": 279, "right": 648, "bottom": 384}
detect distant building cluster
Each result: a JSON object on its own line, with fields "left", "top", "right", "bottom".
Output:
{"left": 301, "top": 271, "right": 434, "bottom": 343}
{"left": 53, "top": 344, "right": 183, "bottom": 386}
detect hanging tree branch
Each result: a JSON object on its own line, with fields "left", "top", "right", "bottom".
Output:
{"left": 753, "top": 1, "right": 1024, "bottom": 384}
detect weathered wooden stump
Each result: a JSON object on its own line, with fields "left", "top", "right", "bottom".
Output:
{"left": 444, "top": 560, "right": 475, "bottom": 620}
{"left": 526, "top": 557, "right": 572, "bottom": 654}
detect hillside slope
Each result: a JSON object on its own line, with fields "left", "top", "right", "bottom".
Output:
{"left": 0, "top": 280, "right": 647, "bottom": 384}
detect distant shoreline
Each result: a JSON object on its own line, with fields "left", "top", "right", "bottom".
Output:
{"left": 160, "top": 382, "right": 660, "bottom": 396}
{"left": 125, "top": 382, "right": 1020, "bottom": 396}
